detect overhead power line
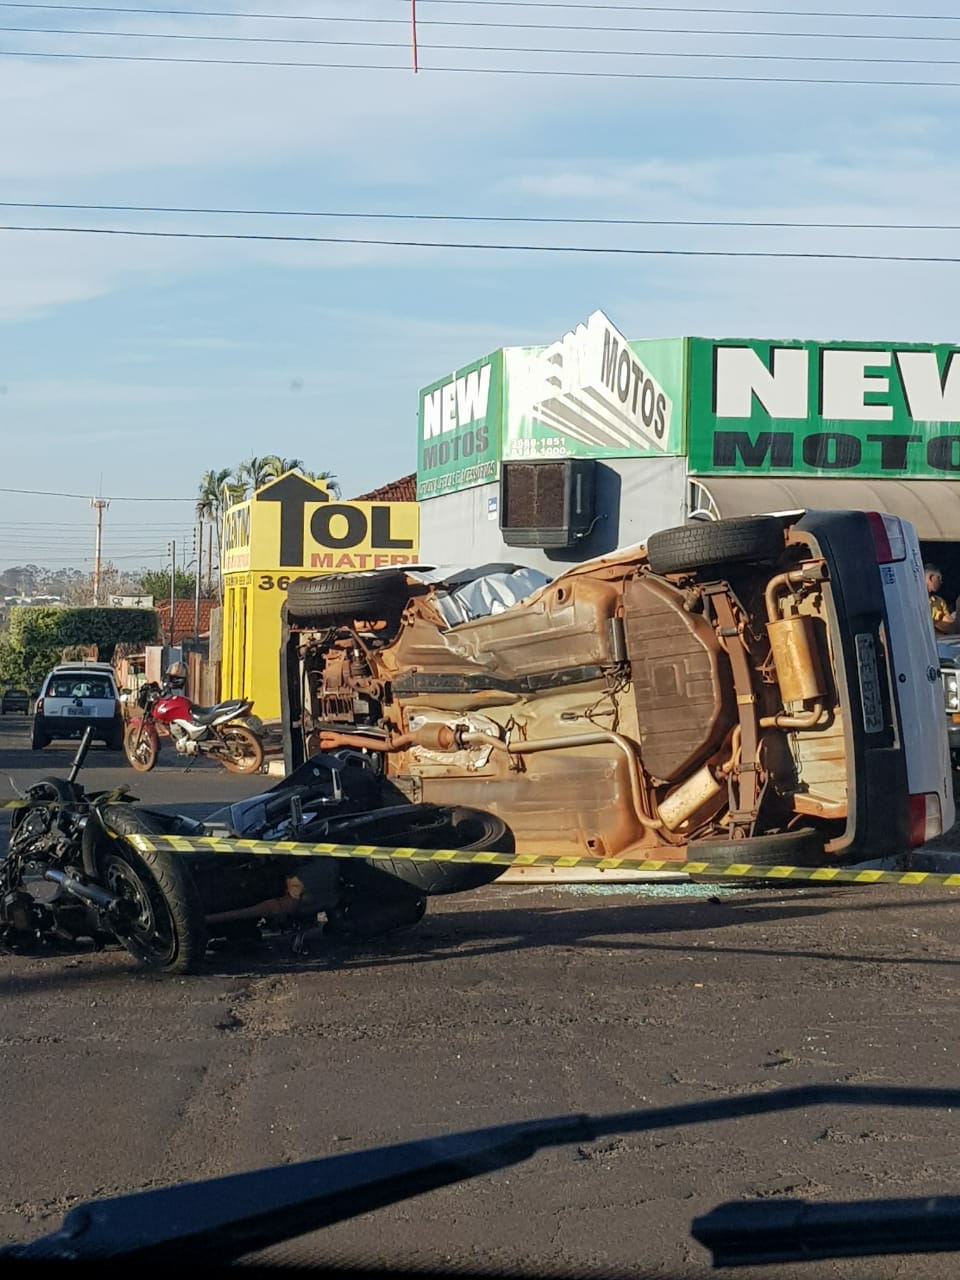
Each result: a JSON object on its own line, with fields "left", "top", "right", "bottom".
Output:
{"left": 8, "top": 25, "right": 960, "bottom": 64}
{"left": 7, "top": 0, "right": 959, "bottom": 17}
{"left": 400, "top": 1, "right": 960, "bottom": 18}
{"left": 0, "top": 484, "right": 194, "bottom": 500}
{"left": 1, "top": 3, "right": 958, "bottom": 42}
{"left": 3, "top": 222, "right": 960, "bottom": 263}
{"left": 0, "top": 518, "right": 198, "bottom": 526}
{"left": 4, "top": 49, "right": 960, "bottom": 83}
{"left": 6, "top": 201, "right": 960, "bottom": 233}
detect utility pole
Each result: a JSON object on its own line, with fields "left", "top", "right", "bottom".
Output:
{"left": 167, "top": 539, "right": 176, "bottom": 649}
{"left": 91, "top": 497, "right": 110, "bottom": 606}
{"left": 193, "top": 515, "right": 202, "bottom": 647}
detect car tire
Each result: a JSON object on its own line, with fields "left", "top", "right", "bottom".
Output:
{"left": 646, "top": 516, "right": 784, "bottom": 576}
{"left": 687, "top": 826, "right": 826, "bottom": 868}
{"left": 284, "top": 570, "right": 410, "bottom": 623}
{"left": 31, "top": 725, "right": 49, "bottom": 751}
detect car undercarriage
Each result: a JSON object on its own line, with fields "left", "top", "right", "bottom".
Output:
{"left": 280, "top": 515, "right": 883, "bottom": 868}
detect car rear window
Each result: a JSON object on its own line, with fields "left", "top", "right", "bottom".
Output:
{"left": 47, "top": 676, "right": 115, "bottom": 699}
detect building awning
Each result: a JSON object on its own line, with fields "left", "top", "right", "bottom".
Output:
{"left": 692, "top": 477, "right": 960, "bottom": 541}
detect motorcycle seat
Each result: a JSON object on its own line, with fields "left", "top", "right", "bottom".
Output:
{"left": 191, "top": 699, "right": 250, "bottom": 725}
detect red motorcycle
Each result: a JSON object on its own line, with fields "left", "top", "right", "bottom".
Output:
{"left": 123, "top": 682, "right": 264, "bottom": 775}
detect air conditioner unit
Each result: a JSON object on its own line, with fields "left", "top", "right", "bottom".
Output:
{"left": 499, "top": 459, "right": 597, "bottom": 549}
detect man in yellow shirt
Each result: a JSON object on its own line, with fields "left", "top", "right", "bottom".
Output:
{"left": 926, "top": 564, "right": 957, "bottom": 634}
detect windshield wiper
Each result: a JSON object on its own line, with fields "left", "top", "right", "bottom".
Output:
{"left": 5, "top": 1083, "right": 960, "bottom": 1268}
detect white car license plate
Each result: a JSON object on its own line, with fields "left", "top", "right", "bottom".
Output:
{"left": 855, "top": 633, "right": 884, "bottom": 734}
{"left": 66, "top": 706, "right": 93, "bottom": 717}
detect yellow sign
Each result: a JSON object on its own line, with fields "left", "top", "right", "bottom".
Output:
{"left": 220, "top": 472, "right": 420, "bottom": 720}
{"left": 222, "top": 471, "right": 419, "bottom": 573}
{"left": 222, "top": 501, "right": 253, "bottom": 572}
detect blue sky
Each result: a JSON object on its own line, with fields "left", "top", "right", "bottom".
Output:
{"left": 1, "top": 0, "right": 958, "bottom": 571}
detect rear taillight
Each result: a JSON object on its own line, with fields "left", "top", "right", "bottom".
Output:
{"left": 866, "top": 512, "right": 907, "bottom": 563}
{"left": 909, "top": 792, "right": 942, "bottom": 846}
{"left": 35, "top": 697, "right": 43, "bottom": 716}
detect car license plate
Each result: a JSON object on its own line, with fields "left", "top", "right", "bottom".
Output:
{"left": 855, "top": 633, "right": 884, "bottom": 734}
{"left": 66, "top": 706, "right": 93, "bottom": 717}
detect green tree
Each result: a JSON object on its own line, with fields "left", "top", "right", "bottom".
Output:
{"left": 210, "top": 458, "right": 341, "bottom": 504}
{"left": 138, "top": 568, "right": 200, "bottom": 601}
{"left": 238, "top": 455, "right": 275, "bottom": 493}
{"left": 264, "top": 455, "right": 304, "bottom": 476}
{"left": 0, "top": 607, "right": 69, "bottom": 689}
{"left": 306, "top": 468, "right": 340, "bottom": 498}
{"left": 261, "top": 456, "right": 342, "bottom": 493}
{"left": 57, "top": 608, "right": 159, "bottom": 663}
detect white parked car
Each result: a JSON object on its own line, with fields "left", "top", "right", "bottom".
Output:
{"left": 32, "top": 661, "right": 124, "bottom": 751}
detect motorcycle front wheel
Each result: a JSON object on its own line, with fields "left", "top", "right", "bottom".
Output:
{"left": 98, "top": 807, "right": 207, "bottom": 972}
{"left": 124, "top": 719, "right": 159, "bottom": 772}
{"left": 218, "top": 725, "right": 264, "bottom": 775}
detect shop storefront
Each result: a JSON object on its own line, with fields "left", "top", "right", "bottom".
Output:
{"left": 220, "top": 471, "right": 419, "bottom": 719}
{"left": 417, "top": 312, "right": 690, "bottom": 573}
{"left": 416, "top": 320, "right": 960, "bottom": 585}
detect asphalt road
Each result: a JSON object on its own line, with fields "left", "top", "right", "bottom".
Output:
{"left": 4, "top": 714, "right": 960, "bottom": 1278}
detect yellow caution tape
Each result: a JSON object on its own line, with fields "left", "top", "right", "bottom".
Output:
{"left": 4, "top": 793, "right": 957, "bottom": 888}
{"left": 120, "top": 832, "right": 960, "bottom": 889}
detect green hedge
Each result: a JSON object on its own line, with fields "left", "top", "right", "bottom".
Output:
{"left": 0, "top": 606, "right": 159, "bottom": 689}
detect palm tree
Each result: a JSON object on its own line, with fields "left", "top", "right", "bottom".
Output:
{"left": 263, "top": 455, "right": 305, "bottom": 479}
{"left": 197, "top": 468, "right": 233, "bottom": 600}
{"left": 309, "top": 468, "right": 341, "bottom": 498}
{"left": 261, "top": 456, "right": 341, "bottom": 497}
{"left": 238, "top": 456, "right": 276, "bottom": 494}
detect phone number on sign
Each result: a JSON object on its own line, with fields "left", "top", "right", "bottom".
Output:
{"left": 505, "top": 438, "right": 569, "bottom": 459}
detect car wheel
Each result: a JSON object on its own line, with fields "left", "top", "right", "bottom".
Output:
{"left": 687, "top": 826, "right": 826, "bottom": 868}
{"left": 284, "top": 570, "right": 410, "bottom": 623}
{"left": 31, "top": 725, "right": 49, "bottom": 751}
{"left": 646, "top": 516, "right": 785, "bottom": 576}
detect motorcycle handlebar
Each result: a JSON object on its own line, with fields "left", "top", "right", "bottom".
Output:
{"left": 137, "top": 682, "right": 161, "bottom": 709}
{"left": 67, "top": 726, "right": 95, "bottom": 785}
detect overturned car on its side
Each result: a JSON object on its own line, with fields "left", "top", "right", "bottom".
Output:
{"left": 281, "top": 511, "right": 954, "bottom": 869}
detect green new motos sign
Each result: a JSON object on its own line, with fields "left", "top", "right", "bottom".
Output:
{"left": 688, "top": 338, "right": 960, "bottom": 478}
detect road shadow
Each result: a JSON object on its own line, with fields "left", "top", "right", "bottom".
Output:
{"left": 4, "top": 886, "right": 959, "bottom": 995}
{"left": 303, "top": 891, "right": 960, "bottom": 976}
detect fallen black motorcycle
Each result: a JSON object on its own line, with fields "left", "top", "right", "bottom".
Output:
{"left": 0, "top": 727, "right": 511, "bottom": 973}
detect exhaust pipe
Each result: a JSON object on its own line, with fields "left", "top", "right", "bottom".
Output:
{"left": 43, "top": 868, "right": 122, "bottom": 912}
